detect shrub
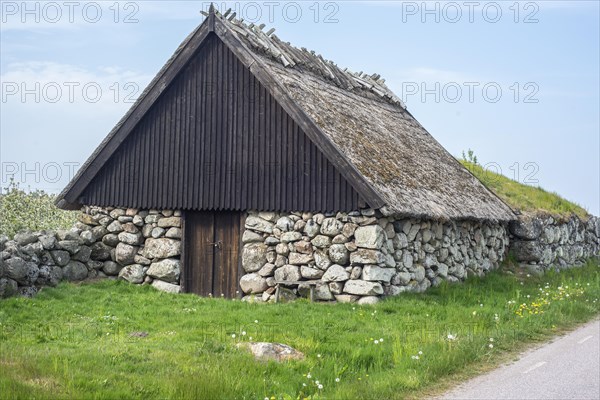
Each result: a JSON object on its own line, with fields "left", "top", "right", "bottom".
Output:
{"left": 0, "top": 179, "right": 78, "bottom": 238}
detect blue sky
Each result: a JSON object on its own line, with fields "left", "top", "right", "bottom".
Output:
{"left": 1, "top": 1, "right": 598, "bottom": 214}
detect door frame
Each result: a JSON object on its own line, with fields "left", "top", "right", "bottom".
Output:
{"left": 180, "top": 210, "right": 246, "bottom": 298}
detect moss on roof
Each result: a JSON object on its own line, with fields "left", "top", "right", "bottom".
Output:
{"left": 461, "top": 161, "right": 589, "bottom": 219}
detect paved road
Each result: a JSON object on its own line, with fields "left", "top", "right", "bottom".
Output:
{"left": 439, "top": 319, "right": 600, "bottom": 400}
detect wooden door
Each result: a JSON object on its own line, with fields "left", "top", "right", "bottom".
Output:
{"left": 184, "top": 211, "right": 242, "bottom": 298}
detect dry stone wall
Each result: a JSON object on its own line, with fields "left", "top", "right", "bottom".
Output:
{"left": 3, "top": 206, "right": 599, "bottom": 301}
{"left": 0, "top": 206, "right": 183, "bottom": 298}
{"left": 509, "top": 214, "right": 600, "bottom": 275}
{"left": 240, "top": 209, "right": 509, "bottom": 304}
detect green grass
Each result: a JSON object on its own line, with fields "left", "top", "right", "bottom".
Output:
{"left": 1, "top": 260, "right": 599, "bottom": 399}
{"left": 461, "top": 161, "right": 589, "bottom": 218}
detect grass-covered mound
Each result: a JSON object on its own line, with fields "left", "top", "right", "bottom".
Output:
{"left": 461, "top": 161, "right": 589, "bottom": 219}
{"left": 1, "top": 260, "right": 598, "bottom": 399}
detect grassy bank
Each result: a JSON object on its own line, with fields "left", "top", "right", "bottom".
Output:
{"left": 1, "top": 260, "right": 599, "bottom": 399}
{"left": 460, "top": 160, "right": 588, "bottom": 218}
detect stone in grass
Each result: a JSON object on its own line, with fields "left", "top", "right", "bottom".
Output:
{"left": 151, "top": 280, "right": 181, "bottom": 294}
{"left": 237, "top": 342, "right": 305, "bottom": 362}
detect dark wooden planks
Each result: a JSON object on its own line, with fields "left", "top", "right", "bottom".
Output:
{"left": 185, "top": 211, "right": 240, "bottom": 298}
{"left": 80, "top": 34, "right": 362, "bottom": 213}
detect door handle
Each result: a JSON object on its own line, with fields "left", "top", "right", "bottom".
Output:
{"left": 207, "top": 240, "right": 223, "bottom": 249}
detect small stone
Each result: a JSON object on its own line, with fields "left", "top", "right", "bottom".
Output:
{"left": 343, "top": 280, "right": 384, "bottom": 296}
{"left": 320, "top": 218, "right": 344, "bottom": 236}
{"left": 115, "top": 243, "right": 138, "bottom": 265}
{"left": 245, "top": 216, "right": 274, "bottom": 234}
{"left": 240, "top": 273, "right": 268, "bottom": 294}
{"left": 165, "top": 227, "right": 182, "bottom": 239}
{"left": 62, "top": 261, "right": 88, "bottom": 281}
{"left": 354, "top": 225, "right": 385, "bottom": 249}
{"left": 350, "top": 249, "right": 386, "bottom": 265}
{"left": 39, "top": 234, "right": 57, "bottom": 250}
{"left": 142, "top": 238, "right": 180, "bottom": 259}
{"left": 14, "top": 232, "right": 39, "bottom": 246}
{"left": 313, "top": 250, "right": 331, "bottom": 270}
{"left": 151, "top": 227, "right": 166, "bottom": 238}
{"left": 357, "top": 296, "right": 380, "bottom": 305}
{"left": 294, "top": 240, "right": 312, "bottom": 254}
{"left": 51, "top": 250, "right": 71, "bottom": 266}
{"left": 258, "top": 263, "right": 276, "bottom": 277}
{"left": 58, "top": 240, "right": 81, "bottom": 255}
{"left": 276, "top": 217, "right": 294, "bottom": 232}
{"left": 274, "top": 265, "right": 301, "bottom": 282}
{"left": 300, "top": 266, "right": 324, "bottom": 279}
{"left": 311, "top": 235, "right": 331, "bottom": 248}
{"left": 288, "top": 253, "right": 313, "bottom": 265}
{"left": 102, "top": 234, "right": 120, "bottom": 247}
{"left": 157, "top": 217, "right": 181, "bottom": 228}
{"left": 335, "top": 294, "right": 359, "bottom": 303}
{"left": 147, "top": 259, "right": 180, "bottom": 283}
{"left": 322, "top": 264, "right": 350, "bottom": 282}
{"left": 151, "top": 280, "right": 181, "bottom": 294}
{"left": 242, "top": 243, "right": 268, "bottom": 272}
{"left": 303, "top": 220, "right": 320, "bottom": 238}
{"left": 361, "top": 265, "right": 395, "bottom": 282}
{"left": 342, "top": 223, "right": 358, "bottom": 238}
{"left": 72, "top": 246, "right": 92, "bottom": 262}
{"left": 328, "top": 244, "right": 349, "bottom": 265}
{"left": 242, "top": 230, "right": 264, "bottom": 243}
{"left": 118, "top": 264, "right": 144, "bottom": 284}
{"left": 237, "top": 342, "right": 304, "bottom": 362}
{"left": 118, "top": 231, "right": 144, "bottom": 246}
{"left": 103, "top": 261, "right": 121, "bottom": 276}
{"left": 107, "top": 221, "right": 123, "bottom": 233}
{"left": 281, "top": 231, "right": 302, "bottom": 243}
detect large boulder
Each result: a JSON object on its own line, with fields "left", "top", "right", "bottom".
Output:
{"left": 4, "top": 257, "right": 27, "bottom": 281}
{"left": 343, "top": 280, "right": 384, "bottom": 296}
{"left": 354, "top": 225, "right": 385, "bottom": 249}
{"left": 240, "top": 273, "right": 268, "bottom": 294}
{"left": 62, "top": 261, "right": 88, "bottom": 281}
{"left": 147, "top": 259, "right": 180, "bottom": 283}
{"left": 242, "top": 243, "right": 268, "bottom": 272}
{"left": 509, "top": 217, "right": 542, "bottom": 240}
{"left": 142, "top": 238, "right": 180, "bottom": 259}
{"left": 118, "top": 264, "right": 144, "bottom": 284}
{"left": 361, "top": 266, "right": 395, "bottom": 282}
{"left": 350, "top": 249, "right": 386, "bottom": 265}
{"left": 511, "top": 241, "right": 542, "bottom": 262}
{"left": 274, "top": 265, "right": 301, "bottom": 282}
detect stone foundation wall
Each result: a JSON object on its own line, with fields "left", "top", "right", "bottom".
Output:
{"left": 240, "top": 210, "right": 509, "bottom": 304}
{"left": 0, "top": 206, "right": 183, "bottom": 298}
{"left": 3, "top": 206, "right": 599, "bottom": 301}
{"left": 509, "top": 214, "right": 600, "bottom": 274}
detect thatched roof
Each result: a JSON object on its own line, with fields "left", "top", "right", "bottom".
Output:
{"left": 57, "top": 7, "right": 516, "bottom": 222}
{"left": 218, "top": 10, "right": 515, "bottom": 222}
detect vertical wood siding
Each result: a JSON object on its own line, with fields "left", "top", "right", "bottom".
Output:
{"left": 81, "top": 33, "right": 362, "bottom": 212}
